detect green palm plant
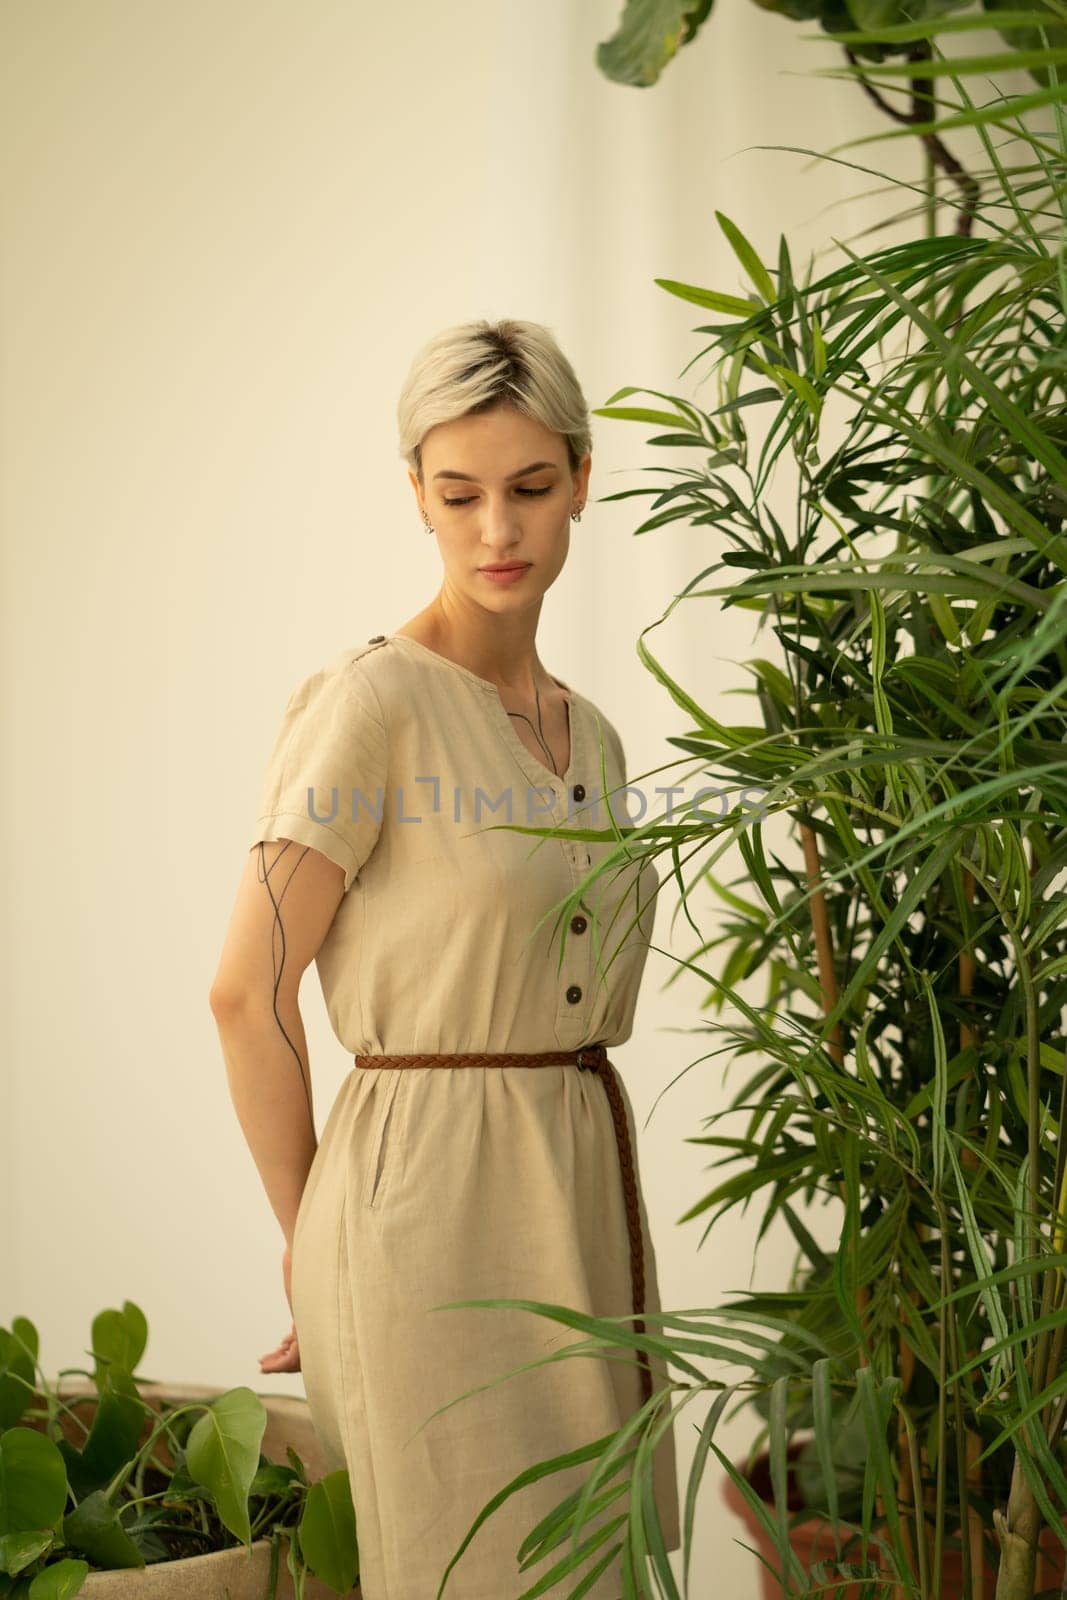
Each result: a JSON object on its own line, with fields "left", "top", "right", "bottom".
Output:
{"left": 419, "top": 22, "right": 1067, "bottom": 1600}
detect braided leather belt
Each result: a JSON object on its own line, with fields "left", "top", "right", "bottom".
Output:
{"left": 352, "top": 1041, "right": 652, "bottom": 1405}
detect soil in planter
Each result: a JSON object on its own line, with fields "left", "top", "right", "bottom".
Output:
{"left": 124, "top": 1463, "right": 248, "bottom": 1565}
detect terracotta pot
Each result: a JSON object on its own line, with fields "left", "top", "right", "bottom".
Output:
{"left": 19, "top": 1379, "right": 360, "bottom": 1599}
{"left": 719, "top": 1444, "right": 1067, "bottom": 1600}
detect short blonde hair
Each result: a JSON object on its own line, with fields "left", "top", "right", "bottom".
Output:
{"left": 397, "top": 318, "right": 592, "bottom": 485}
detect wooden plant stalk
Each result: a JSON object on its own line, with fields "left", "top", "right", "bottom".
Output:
{"left": 799, "top": 814, "right": 916, "bottom": 1596}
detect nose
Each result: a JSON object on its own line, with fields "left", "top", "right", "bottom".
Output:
{"left": 479, "top": 496, "right": 525, "bottom": 556}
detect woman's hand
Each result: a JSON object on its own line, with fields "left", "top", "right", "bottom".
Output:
{"left": 259, "top": 1242, "right": 301, "bottom": 1373}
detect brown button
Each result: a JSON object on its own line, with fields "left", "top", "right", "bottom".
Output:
{"left": 368, "top": 634, "right": 385, "bottom": 643}
{"left": 572, "top": 783, "right": 586, "bottom": 802}
{"left": 570, "top": 914, "right": 587, "bottom": 934}
{"left": 565, "top": 984, "right": 582, "bottom": 1004}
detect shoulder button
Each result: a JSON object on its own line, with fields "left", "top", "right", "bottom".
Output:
{"left": 337, "top": 636, "right": 390, "bottom": 669}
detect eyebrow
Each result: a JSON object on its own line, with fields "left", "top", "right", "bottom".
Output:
{"left": 432, "top": 460, "right": 559, "bottom": 483}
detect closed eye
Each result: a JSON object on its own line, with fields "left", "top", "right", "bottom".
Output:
{"left": 442, "top": 486, "right": 553, "bottom": 507}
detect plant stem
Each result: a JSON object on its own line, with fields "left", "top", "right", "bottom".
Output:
{"left": 993, "top": 906, "right": 1048, "bottom": 1597}
{"left": 842, "top": 42, "right": 980, "bottom": 235}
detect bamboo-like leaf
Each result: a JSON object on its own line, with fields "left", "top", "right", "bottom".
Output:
{"left": 811, "top": 1359, "right": 842, "bottom": 1532}
{"left": 593, "top": 404, "right": 701, "bottom": 431}
{"left": 715, "top": 211, "right": 778, "bottom": 304}
{"left": 515, "top": 1510, "right": 629, "bottom": 1597}
{"left": 855, "top": 1368, "right": 911, "bottom": 1577}
{"left": 708, "top": 1442, "right": 807, "bottom": 1591}
{"left": 768, "top": 1376, "right": 793, "bottom": 1576}
{"left": 814, "top": 8, "right": 1067, "bottom": 42}
{"left": 948, "top": 1304, "right": 1067, "bottom": 1382}
{"left": 654, "top": 277, "right": 763, "bottom": 316}
{"left": 821, "top": 46, "right": 1067, "bottom": 76}
{"left": 546, "top": 49, "right": 1067, "bottom": 1594}
{"left": 834, "top": 237, "right": 1067, "bottom": 491}
{"left": 632, "top": 1408, "right": 682, "bottom": 1600}
{"left": 681, "top": 1388, "right": 736, "bottom": 1595}
{"left": 515, "top": 1474, "right": 629, "bottom": 1566}
{"left": 431, "top": 1429, "right": 640, "bottom": 1600}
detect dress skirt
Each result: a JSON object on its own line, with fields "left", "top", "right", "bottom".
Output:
{"left": 290, "top": 1059, "right": 681, "bottom": 1600}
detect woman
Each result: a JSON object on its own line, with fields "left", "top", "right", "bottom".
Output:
{"left": 209, "top": 319, "right": 680, "bottom": 1600}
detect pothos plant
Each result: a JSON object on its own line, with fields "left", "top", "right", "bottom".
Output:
{"left": 0, "top": 1301, "right": 359, "bottom": 1599}
{"left": 413, "top": 16, "right": 1067, "bottom": 1600}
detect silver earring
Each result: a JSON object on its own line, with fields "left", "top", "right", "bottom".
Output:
{"left": 571, "top": 507, "right": 583, "bottom": 524}
{"left": 423, "top": 516, "right": 434, "bottom": 534}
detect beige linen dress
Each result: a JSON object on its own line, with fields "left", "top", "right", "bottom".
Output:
{"left": 248, "top": 632, "right": 680, "bottom": 1600}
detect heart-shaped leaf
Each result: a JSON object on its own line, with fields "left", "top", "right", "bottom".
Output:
{"left": 184, "top": 1389, "right": 266, "bottom": 1546}
{"left": 58, "top": 1372, "right": 144, "bottom": 1501}
{"left": 0, "top": 1433, "right": 67, "bottom": 1536}
{"left": 60, "top": 1492, "right": 143, "bottom": 1570}
{"left": 27, "top": 1560, "right": 89, "bottom": 1600}
{"left": 298, "top": 1471, "right": 359, "bottom": 1593}
{"left": 88, "top": 1306, "right": 147, "bottom": 1383}
{"left": 0, "top": 1330, "right": 37, "bottom": 1433}
{"left": 0, "top": 1532, "right": 54, "bottom": 1578}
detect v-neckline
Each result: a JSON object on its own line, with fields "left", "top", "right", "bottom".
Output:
{"left": 389, "top": 631, "right": 579, "bottom": 791}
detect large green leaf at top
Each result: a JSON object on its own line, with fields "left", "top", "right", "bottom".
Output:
{"left": 983, "top": 0, "right": 1067, "bottom": 81}
{"left": 751, "top": 0, "right": 970, "bottom": 62}
{"left": 844, "top": 0, "right": 971, "bottom": 32}
{"left": 748, "top": 0, "right": 841, "bottom": 20}
{"left": 596, "top": 0, "right": 715, "bottom": 86}
{"left": 599, "top": 0, "right": 1066, "bottom": 80}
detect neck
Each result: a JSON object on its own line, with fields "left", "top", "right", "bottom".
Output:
{"left": 409, "top": 594, "right": 554, "bottom": 698}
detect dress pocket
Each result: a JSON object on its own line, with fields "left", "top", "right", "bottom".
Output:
{"left": 361, "top": 1069, "right": 406, "bottom": 1209}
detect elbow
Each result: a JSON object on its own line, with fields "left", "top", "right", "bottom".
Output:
{"left": 209, "top": 979, "right": 247, "bottom": 1019}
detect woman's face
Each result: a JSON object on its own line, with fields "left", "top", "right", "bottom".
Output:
{"left": 410, "top": 404, "right": 591, "bottom": 615}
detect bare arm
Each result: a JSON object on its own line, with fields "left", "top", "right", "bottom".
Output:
{"left": 209, "top": 839, "right": 346, "bottom": 1247}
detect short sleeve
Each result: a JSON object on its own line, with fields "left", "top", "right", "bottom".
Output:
{"left": 248, "top": 657, "right": 388, "bottom": 894}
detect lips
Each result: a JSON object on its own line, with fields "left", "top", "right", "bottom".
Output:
{"left": 481, "top": 564, "right": 531, "bottom": 573}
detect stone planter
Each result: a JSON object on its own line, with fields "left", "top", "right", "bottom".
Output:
{"left": 22, "top": 1379, "right": 360, "bottom": 1599}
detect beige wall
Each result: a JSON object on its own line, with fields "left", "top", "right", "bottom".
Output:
{"left": 1, "top": 1, "right": 988, "bottom": 1592}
